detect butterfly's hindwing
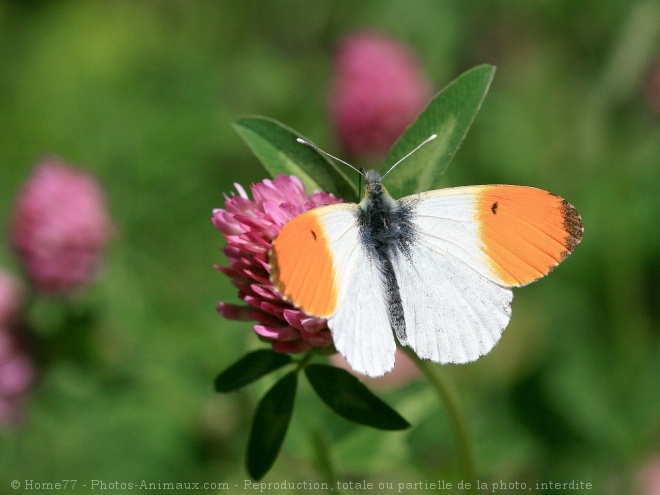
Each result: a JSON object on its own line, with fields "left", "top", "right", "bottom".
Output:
{"left": 391, "top": 240, "right": 513, "bottom": 363}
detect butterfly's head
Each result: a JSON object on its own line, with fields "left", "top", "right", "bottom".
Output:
{"left": 363, "top": 169, "right": 383, "bottom": 196}
{"left": 362, "top": 169, "right": 397, "bottom": 210}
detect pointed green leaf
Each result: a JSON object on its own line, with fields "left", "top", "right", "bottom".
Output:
{"left": 305, "top": 364, "right": 410, "bottom": 431}
{"left": 382, "top": 65, "right": 496, "bottom": 198}
{"left": 233, "top": 116, "right": 358, "bottom": 201}
{"left": 247, "top": 371, "right": 297, "bottom": 480}
{"left": 214, "top": 350, "right": 292, "bottom": 393}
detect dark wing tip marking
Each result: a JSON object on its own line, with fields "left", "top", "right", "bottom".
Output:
{"left": 491, "top": 201, "right": 498, "bottom": 214}
{"left": 560, "top": 199, "right": 584, "bottom": 253}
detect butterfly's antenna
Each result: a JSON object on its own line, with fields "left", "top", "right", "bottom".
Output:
{"left": 296, "top": 138, "right": 363, "bottom": 176}
{"left": 381, "top": 134, "right": 438, "bottom": 179}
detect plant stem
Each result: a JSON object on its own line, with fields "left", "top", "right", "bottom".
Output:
{"left": 294, "top": 349, "right": 316, "bottom": 371}
{"left": 403, "top": 347, "right": 477, "bottom": 493}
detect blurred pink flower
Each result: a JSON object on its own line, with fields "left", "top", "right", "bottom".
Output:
{"left": 0, "top": 329, "right": 34, "bottom": 426}
{"left": 329, "top": 33, "right": 432, "bottom": 158}
{"left": 331, "top": 349, "right": 421, "bottom": 390}
{"left": 213, "top": 175, "right": 342, "bottom": 354}
{"left": 0, "top": 271, "right": 21, "bottom": 327}
{"left": 11, "top": 159, "right": 113, "bottom": 294}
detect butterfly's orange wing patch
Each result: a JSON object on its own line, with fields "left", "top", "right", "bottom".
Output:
{"left": 477, "top": 185, "right": 583, "bottom": 287}
{"left": 270, "top": 209, "right": 339, "bottom": 318}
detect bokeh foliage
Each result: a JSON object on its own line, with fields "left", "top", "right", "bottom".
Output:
{"left": 0, "top": 1, "right": 659, "bottom": 493}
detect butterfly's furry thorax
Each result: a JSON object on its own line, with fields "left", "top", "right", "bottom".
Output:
{"left": 358, "top": 170, "right": 417, "bottom": 253}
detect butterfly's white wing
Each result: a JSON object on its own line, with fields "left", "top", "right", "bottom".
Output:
{"left": 391, "top": 242, "right": 513, "bottom": 363}
{"left": 394, "top": 185, "right": 582, "bottom": 362}
{"left": 270, "top": 204, "right": 396, "bottom": 376}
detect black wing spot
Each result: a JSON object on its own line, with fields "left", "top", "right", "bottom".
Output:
{"left": 310, "top": 230, "right": 317, "bottom": 240}
{"left": 491, "top": 202, "right": 499, "bottom": 214}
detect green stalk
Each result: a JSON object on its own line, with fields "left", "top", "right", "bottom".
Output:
{"left": 403, "top": 347, "right": 477, "bottom": 493}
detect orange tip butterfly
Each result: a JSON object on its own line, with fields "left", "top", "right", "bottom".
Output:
{"left": 269, "top": 136, "right": 583, "bottom": 377}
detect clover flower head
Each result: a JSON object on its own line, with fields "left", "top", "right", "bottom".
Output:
{"left": 11, "top": 159, "right": 113, "bottom": 294}
{"left": 213, "top": 175, "right": 342, "bottom": 353}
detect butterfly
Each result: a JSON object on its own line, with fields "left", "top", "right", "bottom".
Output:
{"left": 269, "top": 137, "right": 583, "bottom": 377}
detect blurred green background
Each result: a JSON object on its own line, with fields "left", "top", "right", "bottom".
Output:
{"left": 1, "top": 1, "right": 659, "bottom": 493}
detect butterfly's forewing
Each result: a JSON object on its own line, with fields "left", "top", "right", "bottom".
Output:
{"left": 401, "top": 185, "right": 583, "bottom": 288}
{"left": 270, "top": 204, "right": 397, "bottom": 376}
{"left": 270, "top": 205, "right": 347, "bottom": 318}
